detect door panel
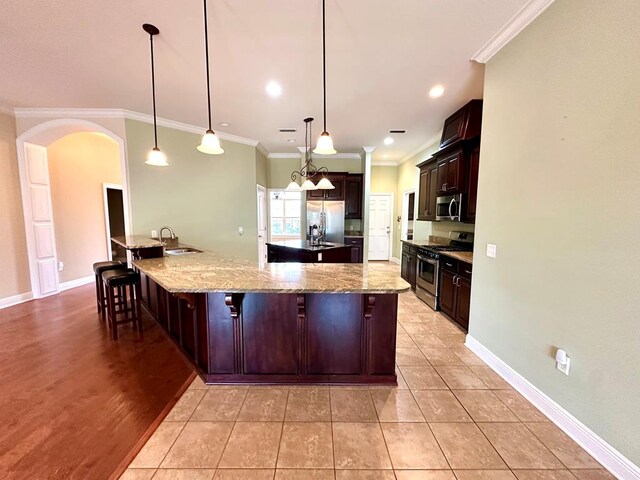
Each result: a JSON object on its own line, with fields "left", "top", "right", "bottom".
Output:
{"left": 439, "top": 269, "right": 456, "bottom": 318}
{"left": 368, "top": 194, "right": 392, "bottom": 261}
{"left": 455, "top": 277, "right": 471, "bottom": 331}
{"left": 427, "top": 164, "right": 438, "bottom": 220}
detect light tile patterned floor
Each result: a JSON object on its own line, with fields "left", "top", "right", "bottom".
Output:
{"left": 121, "top": 264, "right": 614, "bottom": 480}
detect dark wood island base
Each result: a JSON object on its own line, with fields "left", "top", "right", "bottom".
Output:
{"left": 140, "top": 273, "right": 398, "bottom": 385}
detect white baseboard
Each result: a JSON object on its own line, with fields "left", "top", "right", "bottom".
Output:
{"left": 390, "top": 256, "right": 401, "bottom": 265}
{"left": 0, "top": 292, "right": 33, "bottom": 309}
{"left": 59, "top": 275, "right": 94, "bottom": 292}
{"left": 465, "top": 335, "right": 639, "bottom": 480}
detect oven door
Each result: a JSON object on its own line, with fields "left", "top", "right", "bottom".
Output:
{"left": 435, "top": 194, "right": 462, "bottom": 222}
{"left": 416, "top": 254, "right": 438, "bottom": 296}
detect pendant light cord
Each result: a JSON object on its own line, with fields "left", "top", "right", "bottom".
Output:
{"left": 203, "top": 0, "right": 213, "bottom": 131}
{"left": 149, "top": 32, "right": 158, "bottom": 148}
{"left": 322, "top": 0, "right": 327, "bottom": 133}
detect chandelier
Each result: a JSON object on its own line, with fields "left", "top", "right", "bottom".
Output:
{"left": 286, "top": 117, "right": 335, "bottom": 192}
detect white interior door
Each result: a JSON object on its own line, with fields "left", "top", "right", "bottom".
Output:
{"left": 257, "top": 186, "right": 267, "bottom": 266}
{"left": 21, "top": 143, "right": 59, "bottom": 297}
{"left": 368, "top": 194, "right": 393, "bottom": 261}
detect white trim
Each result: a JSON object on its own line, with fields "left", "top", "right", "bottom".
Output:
{"left": 471, "top": 0, "right": 556, "bottom": 63}
{"left": 362, "top": 146, "right": 376, "bottom": 154}
{"left": 372, "top": 161, "right": 398, "bottom": 167}
{"left": 268, "top": 153, "right": 301, "bottom": 159}
{"left": 102, "top": 183, "right": 123, "bottom": 261}
{"left": 256, "top": 185, "right": 267, "bottom": 265}
{"left": 0, "top": 292, "right": 33, "bottom": 309}
{"left": 13, "top": 108, "right": 262, "bottom": 148}
{"left": 0, "top": 106, "right": 15, "bottom": 116}
{"left": 390, "top": 257, "right": 401, "bottom": 265}
{"left": 465, "top": 335, "right": 640, "bottom": 480}
{"left": 59, "top": 275, "right": 94, "bottom": 292}
{"left": 256, "top": 143, "right": 269, "bottom": 158}
{"left": 401, "top": 188, "right": 417, "bottom": 253}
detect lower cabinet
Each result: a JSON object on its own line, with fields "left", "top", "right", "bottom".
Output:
{"left": 400, "top": 243, "right": 417, "bottom": 289}
{"left": 345, "top": 237, "right": 364, "bottom": 263}
{"left": 439, "top": 258, "right": 472, "bottom": 330}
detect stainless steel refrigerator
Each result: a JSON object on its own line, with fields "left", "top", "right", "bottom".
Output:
{"left": 306, "top": 201, "right": 345, "bottom": 244}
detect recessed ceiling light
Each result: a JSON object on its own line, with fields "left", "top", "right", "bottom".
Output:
{"left": 266, "top": 81, "right": 283, "bottom": 97}
{"left": 287, "top": 139, "right": 296, "bottom": 143}
{"left": 429, "top": 84, "right": 445, "bottom": 98}
{"left": 384, "top": 136, "right": 394, "bottom": 146}
{"left": 219, "top": 122, "right": 230, "bottom": 127}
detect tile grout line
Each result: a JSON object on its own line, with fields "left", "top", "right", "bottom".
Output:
{"left": 272, "top": 387, "right": 290, "bottom": 477}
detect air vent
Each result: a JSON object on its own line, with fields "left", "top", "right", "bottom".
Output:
{"left": 279, "top": 128, "right": 297, "bottom": 133}
{"left": 389, "top": 129, "right": 406, "bottom": 134}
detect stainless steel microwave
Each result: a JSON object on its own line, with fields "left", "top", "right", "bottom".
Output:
{"left": 436, "top": 194, "right": 463, "bottom": 222}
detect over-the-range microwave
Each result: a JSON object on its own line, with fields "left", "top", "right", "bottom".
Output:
{"left": 435, "top": 193, "right": 463, "bottom": 222}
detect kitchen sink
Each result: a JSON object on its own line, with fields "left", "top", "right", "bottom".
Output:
{"left": 165, "top": 247, "right": 202, "bottom": 256}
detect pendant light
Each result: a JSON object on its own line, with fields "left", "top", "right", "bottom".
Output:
{"left": 286, "top": 117, "right": 335, "bottom": 192}
{"left": 197, "top": 0, "right": 224, "bottom": 155}
{"left": 313, "top": 0, "right": 337, "bottom": 155}
{"left": 143, "top": 24, "right": 168, "bottom": 167}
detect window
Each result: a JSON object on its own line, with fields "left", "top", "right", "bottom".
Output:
{"left": 269, "top": 191, "right": 301, "bottom": 240}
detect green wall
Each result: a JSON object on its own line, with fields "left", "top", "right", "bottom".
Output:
{"left": 256, "top": 148, "right": 268, "bottom": 187}
{"left": 267, "top": 157, "right": 299, "bottom": 189}
{"left": 126, "top": 119, "right": 260, "bottom": 260}
{"left": 471, "top": 0, "right": 640, "bottom": 465}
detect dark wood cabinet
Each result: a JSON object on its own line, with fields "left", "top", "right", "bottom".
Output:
{"left": 440, "top": 99, "right": 483, "bottom": 148}
{"left": 345, "top": 237, "right": 364, "bottom": 263}
{"left": 439, "top": 257, "right": 472, "bottom": 331}
{"left": 465, "top": 144, "right": 480, "bottom": 223}
{"left": 417, "top": 161, "right": 439, "bottom": 221}
{"left": 400, "top": 243, "right": 417, "bottom": 289}
{"left": 435, "top": 148, "right": 463, "bottom": 194}
{"left": 307, "top": 172, "right": 346, "bottom": 201}
{"left": 345, "top": 174, "right": 363, "bottom": 219}
{"left": 267, "top": 243, "right": 353, "bottom": 263}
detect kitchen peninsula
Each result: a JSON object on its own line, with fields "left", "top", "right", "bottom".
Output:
{"left": 266, "top": 240, "right": 353, "bottom": 263}
{"left": 133, "top": 248, "right": 409, "bottom": 385}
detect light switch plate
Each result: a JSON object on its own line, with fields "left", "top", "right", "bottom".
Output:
{"left": 486, "top": 243, "right": 497, "bottom": 258}
{"left": 238, "top": 227, "right": 244, "bottom": 235}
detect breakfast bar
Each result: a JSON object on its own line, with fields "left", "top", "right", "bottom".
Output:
{"left": 133, "top": 251, "right": 409, "bottom": 385}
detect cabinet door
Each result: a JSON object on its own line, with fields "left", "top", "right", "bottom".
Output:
{"left": 345, "top": 174, "right": 363, "bottom": 218}
{"left": 401, "top": 253, "right": 409, "bottom": 282}
{"left": 417, "top": 168, "right": 429, "bottom": 220}
{"left": 455, "top": 277, "right": 471, "bottom": 331}
{"left": 306, "top": 187, "right": 325, "bottom": 200}
{"left": 439, "top": 269, "right": 456, "bottom": 318}
{"left": 324, "top": 173, "right": 345, "bottom": 200}
{"left": 446, "top": 151, "right": 462, "bottom": 193}
{"left": 437, "top": 161, "right": 448, "bottom": 194}
{"left": 408, "top": 254, "right": 417, "bottom": 289}
{"left": 426, "top": 164, "right": 438, "bottom": 221}
{"left": 465, "top": 145, "right": 480, "bottom": 223}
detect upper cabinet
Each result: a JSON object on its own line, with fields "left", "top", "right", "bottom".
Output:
{"left": 307, "top": 172, "right": 346, "bottom": 201}
{"left": 345, "top": 174, "right": 363, "bottom": 219}
{"left": 440, "top": 99, "right": 483, "bottom": 149}
{"left": 417, "top": 99, "right": 483, "bottom": 224}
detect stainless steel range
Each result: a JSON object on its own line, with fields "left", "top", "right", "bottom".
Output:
{"left": 415, "top": 232, "right": 474, "bottom": 310}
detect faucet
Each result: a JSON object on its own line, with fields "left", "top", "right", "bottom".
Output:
{"left": 159, "top": 226, "right": 175, "bottom": 245}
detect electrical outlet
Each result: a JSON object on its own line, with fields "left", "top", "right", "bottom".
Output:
{"left": 318, "top": 252, "right": 323, "bottom": 262}
{"left": 151, "top": 229, "right": 158, "bottom": 238}
{"left": 486, "top": 243, "right": 497, "bottom": 258}
{"left": 557, "top": 357, "right": 571, "bottom": 375}
{"left": 57, "top": 261, "right": 64, "bottom": 272}
{"left": 238, "top": 227, "right": 244, "bottom": 235}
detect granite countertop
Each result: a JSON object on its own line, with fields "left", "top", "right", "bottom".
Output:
{"left": 441, "top": 251, "right": 473, "bottom": 264}
{"left": 112, "top": 235, "right": 163, "bottom": 249}
{"left": 267, "top": 240, "right": 351, "bottom": 251}
{"left": 133, "top": 251, "right": 410, "bottom": 294}
{"left": 401, "top": 238, "right": 449, "bottom": 248}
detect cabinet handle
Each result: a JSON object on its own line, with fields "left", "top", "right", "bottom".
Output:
{"left": 445, "top": 262, "right": 453, "bottom": 267}
{"left": 443, "top": 182, "right": 447, "bottom": 190}
{"left": 465, "top": 269, "right": 471, "bottom": 274}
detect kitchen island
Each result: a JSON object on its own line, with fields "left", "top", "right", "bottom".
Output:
{"left": 133, "top": 250, "right": 409, "bottom": 385}
{"left": 266, "top": 240, "right": 353, "bottom": 263}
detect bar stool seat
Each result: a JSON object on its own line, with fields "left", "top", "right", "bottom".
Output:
{"left": 102, "top": 268, "right": 142, "bottom": 340}
{"left": 93, "top": 260, "right": 127, "bottom": 316}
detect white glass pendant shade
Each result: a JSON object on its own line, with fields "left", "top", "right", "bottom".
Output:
{"left": 316, "top": 177, "right": 335, "bottom": 190}
{"left": 285, "top": 181, "right": 302, "bottom": 192}
{"left": 146, "top": 147, "right": 168, "bottom": 166}
{"left": 300, "top": 179, "right": 318, "bottom": 190}
{"left": 197, "top": 130, "right": 224, "bottom": 154}
{"left": 313, "top": 131, "right": 337, "bottom": 155}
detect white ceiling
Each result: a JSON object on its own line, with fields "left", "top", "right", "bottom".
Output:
{"left": 0, "top": 0, "right": 529, "bottom": 163}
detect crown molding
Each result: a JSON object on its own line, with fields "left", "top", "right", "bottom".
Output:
{"left": 372, "top": 161, "right": 399, "bottom": 167}
{"left": 362, "top": 146, "right": 376, "bottom": 154}
{"left": 0, "top": 106, "right": 15, "bottom": 116}
{"left": 471, "top": 0, "right": 556, "bottom": 63}
{"left": 398, "top": 133, "right": 442, "bottom": 166}
{"left": 268, "top": 151, "right": 362, "bottom": 160}
{"left": 268, "top": 153, "right": 301, "bottom": 159}
{"left": 12, "top": 107, "right": 262, "bottom": 148}
{"left": 256, "top": 143, "right": 269, "bottom": 158}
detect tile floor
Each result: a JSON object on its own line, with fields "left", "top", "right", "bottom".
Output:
{"left": 120, "top": 265, "right": 614, "bottom": 480}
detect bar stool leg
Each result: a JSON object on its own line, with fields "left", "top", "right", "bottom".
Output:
{"left": 134, "top": 281, "right": 143, "bottom": 334}
{"left": 95, "top": 273, "right": 102, "bottom": 314}
{"left": 108, "top": 284, "right": 118, "bottom": 340}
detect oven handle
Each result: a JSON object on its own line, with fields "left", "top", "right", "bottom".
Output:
{"left": 417, "top": 255, "right": 438, "bottom": 265}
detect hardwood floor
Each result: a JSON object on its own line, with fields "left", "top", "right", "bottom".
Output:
{"left": 0, "top": 284, "right": 194, "bottom": 480}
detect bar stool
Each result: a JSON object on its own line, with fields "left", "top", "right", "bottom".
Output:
{"left": 102, "top": 269, "right": 142, "bottom": 340}
{"left": 93, "top": 260, "right": 127, "bottom": 317}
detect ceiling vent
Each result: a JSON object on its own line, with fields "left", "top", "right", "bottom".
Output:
{"left": 279, "top": 128, "right": 297, "bottom": 133}
{"left": 389, "top": 129, "right": 406, "bottom": 134}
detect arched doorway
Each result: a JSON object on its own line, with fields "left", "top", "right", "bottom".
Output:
{"left": 16, "top": 119, "right": 131, "bottom": 298}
